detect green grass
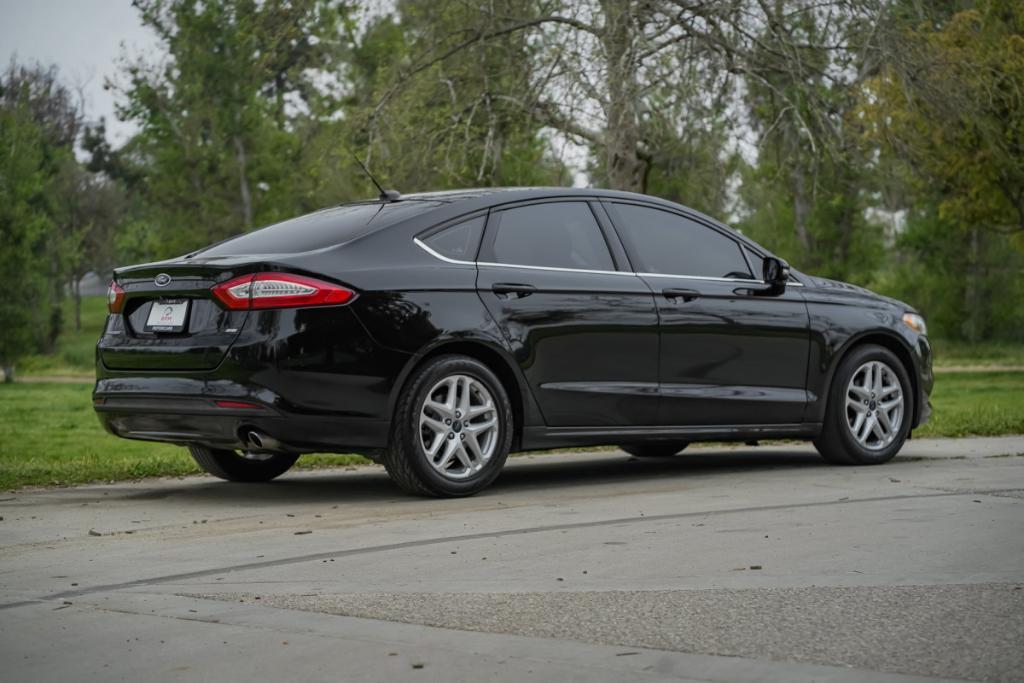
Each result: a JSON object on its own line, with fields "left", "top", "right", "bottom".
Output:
{"left": 0, "top": 383, "right": 368, "bottom": 490}
{"left": 2, "top": 372, "right": 1022, "bottom": 490}
{"left": 915, "top": 372, "right": 1024, "bottom": 438}
{"left": 930, "top": 339, "right": 1024, "bottom": 367}
{"left": 17, "top": 296, "right": 107, "bottom": 377}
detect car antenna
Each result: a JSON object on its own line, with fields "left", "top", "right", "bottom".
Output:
{"left": 351, "top": 152, "right": 401, "bottom": 203}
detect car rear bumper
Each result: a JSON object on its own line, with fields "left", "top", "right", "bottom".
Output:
{"left": 93, "top": 381, "right": 389, "bottom": 453}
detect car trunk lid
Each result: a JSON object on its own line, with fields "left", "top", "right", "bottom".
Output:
{"left": 99, "top": 260, "right": 257, "bottom": 371}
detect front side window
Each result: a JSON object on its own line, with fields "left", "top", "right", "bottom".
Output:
{"left": 490, "top": 202, "right": 615, "bottom": 271}
{"left": 742, "top": 245, "right": 764, "bottom": 280}
{"left": 610, "top": 203, "right": 752, "bottom": 279}
{"left": 423, "top": 215, "right": 485, "bottom": 261}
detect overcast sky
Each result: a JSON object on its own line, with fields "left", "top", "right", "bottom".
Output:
{"left": 0, "top": 0, "right": 158, "bottom": 144}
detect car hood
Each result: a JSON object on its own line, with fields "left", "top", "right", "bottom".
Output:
{"left": 799, "top": 273, "right": 916, "bottom": 312}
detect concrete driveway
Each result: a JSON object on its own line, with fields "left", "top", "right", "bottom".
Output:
{"left": 1, "top": 436, "right": 1022, "bottom": 682}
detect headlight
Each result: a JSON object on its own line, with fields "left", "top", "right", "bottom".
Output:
{"left": 902, "top": 312, "right": 927, "bottom": 335}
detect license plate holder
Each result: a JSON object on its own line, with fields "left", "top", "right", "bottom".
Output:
{"left": 145, "top": 299, "right": 189, "bottom": 333}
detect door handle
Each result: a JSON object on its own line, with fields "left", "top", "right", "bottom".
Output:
{"left": 662, "top": 288, "right": 700, "bottom": 302}
{"left": 492, "top": 283, "right": 537, "bottom": 299}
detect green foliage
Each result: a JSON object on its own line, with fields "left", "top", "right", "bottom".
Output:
{"left": 734, "top": 1, "right": 883, "bottom": 283}
{"left": 338, "top": 0, "right": 567, "bottom": 191}
{"left": 112, "top": 0, "right": 352, "bottom": 256}
{"left": 0, "top": 103, "right": 54, "bottom": 373}
{"left": 875, "top": 210, "right": 1024, "bottom": 342}
{"left": 858, "top": 0, "right": 1024, "bottom": 339}
{"left": 872, "top": 0, "right": 1024, "bottom": 248}
{"left": 4, "top": 0, "right": 1023, "bottom": 355}
{"left": 1, "top": 61, "right": 125, "bottom": 374}
{"left": 17, "top": 296, "right": 108, "bottom": 377}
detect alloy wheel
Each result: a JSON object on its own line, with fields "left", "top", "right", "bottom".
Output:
{"left": 418, "top": 374, "right": 499, "bottom": 479}
{"left": 845, "top": 360, "right": 904, "bottom": 451}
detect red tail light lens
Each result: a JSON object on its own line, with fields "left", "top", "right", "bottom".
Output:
{"left": 214, "top": 400, "right": 263, "bottom": 410}
{"left": 211, "top": 273, "right": 355, "bottom": 310}
{"left": 107, "top": 281, "right": 126, "bottom": 314}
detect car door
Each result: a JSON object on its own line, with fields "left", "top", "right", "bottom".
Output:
{"left": 603, "top": 200, "right": 811, "bottom": 426}
{"left": 475, "top": 199, "right": 660, "bottom": 427}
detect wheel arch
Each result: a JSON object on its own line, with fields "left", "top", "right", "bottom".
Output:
{"left": 388, "top": 338, "right": 538, "bottom": 450}
{"left": 819, "top": 330, "right": 921, "bottom": 428}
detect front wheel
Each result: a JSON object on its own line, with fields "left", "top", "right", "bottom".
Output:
{"left": 382, "top": 355, "right": 513, "bottom": 497}
{"left": 189, "top": 445, "right": 299, "bottom": 482}
{"left": 814, "top": 344, "right": 913, "bottom": 466}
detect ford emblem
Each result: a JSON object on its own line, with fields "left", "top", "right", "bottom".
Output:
{"left": 154, "top": 273, "right": 172, "bottom": 287}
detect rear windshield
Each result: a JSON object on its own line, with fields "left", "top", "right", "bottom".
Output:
{"left": 197, "top": 201, "right": 441, "bottom": 256}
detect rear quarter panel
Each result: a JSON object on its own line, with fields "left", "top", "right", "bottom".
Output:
{"left": 316, "top": 226, "right": 544, "bottom": 430}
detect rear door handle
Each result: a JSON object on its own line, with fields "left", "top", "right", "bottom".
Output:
{"left": 492, "top": 283, "right": 537, "bottom": 299}
{"left": 662, "top": 288, "right": 700, "bottom": 302}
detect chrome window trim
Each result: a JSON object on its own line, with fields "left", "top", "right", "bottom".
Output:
{"left": 415, "top": 237, "right": 634, "bottom": 276}
{"left": 414, "top": 237, "right": 476, "bottom": 265}
{"left": 637, "top": 271, "right": 761, "bottom": 284}
{"left": 413, "top": 237, "right": 803, "bottom": 285}
{"left": 636, "top": 271, "right": 803, "bottom": 286}
{"left": 476, "top": 261, "right": 636, "bottom": 277}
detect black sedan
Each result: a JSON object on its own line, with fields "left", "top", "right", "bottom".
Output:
{"left": 94, "top": 188, "right": 933, "bottom": 496}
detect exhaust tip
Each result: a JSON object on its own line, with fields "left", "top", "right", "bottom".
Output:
{"left": 243, "top": 429, "right": 285, "bottom": 453}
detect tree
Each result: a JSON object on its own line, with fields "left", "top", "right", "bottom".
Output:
{"left": 0, "top": 61, "right": 85, "bottom": 362}
{"left": 51, "top": 160, "right": 125, "bottom": 330}
{"left": 0, "top": 101, "right": 56, "bottom": 380}
{"left": 871, "top": 0, "right": 1024, "bottom": 248}
{"left": 371, "top": 1, "right": 886, "bottom": 198}
{"left": 337, "top": 0, "right": 566, "bottom": 192}
{"left": 113, "top": 0, "right": 351, "bottom": 256}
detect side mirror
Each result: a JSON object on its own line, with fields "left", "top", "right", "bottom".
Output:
{"left": 763, "top": 257, "right": 790, "bottom": 291}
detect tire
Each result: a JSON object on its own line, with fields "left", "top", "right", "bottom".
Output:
{"left": 814, "top": 344, "right": 913, "bottom": 466}
{"left": 188, "top": 445, "right": 299, "bottom": 482}
{"left": 619, "top": 442, "right": 689, "bottom": 458}
{"left": 382, "top": 355, "right": 513, "bottom": 497}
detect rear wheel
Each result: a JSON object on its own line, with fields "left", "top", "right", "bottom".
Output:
{"left": 619, "top": 442, "right": 689, "bottom": 458}
{"left": 188, "top": 445, "right": 299, "bottom": 482}
{"left": 814, "top": 344, "right": 912, "bottom": 466}
{"left": 382, "top": 355, "right": 512, "bottom": 497}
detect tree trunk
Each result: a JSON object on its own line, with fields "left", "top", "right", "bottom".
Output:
{"left": 46, "top": 262, "right": 63, "bottom": 354}
{"left": 835, "top": 198, "right": 856, "bottom": 280}
{"left": 3, "top": 366, "right": 14, "bottom": 383}
{"left": 234, "top": 136, "right": 254, "bottom": 230}
{"left": 963, "top": 226, "right": 982, "bottom": 342}
{"left": 72, "top": 275, "right": 82, "bottom": 331}
{"left": 599, "top": 0, "right": 646, "bottom": 193}
{"left": 792, "top": 165, "right": 814, "bottom": 257}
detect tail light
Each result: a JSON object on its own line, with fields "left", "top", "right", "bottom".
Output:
{"left": 214, "top": 400, "right": 264, "bottom": 410}
{"left": 107, "top": 281, "right": 126, "bottom": 314}
{"left": 211, "top": 273, "right": 356, "bottom": 310}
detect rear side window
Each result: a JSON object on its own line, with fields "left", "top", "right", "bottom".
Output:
{"left": 610, "top": 203, "right": 752, "bottom": 279}
{"left": 199, "top": 201, "right": 441, "bottom": 256}
{"left": 490, "top": 202, "right": 614, "bottom": 271}
{"left": 423, "top": 215, "right": 485, "bottom": 261}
